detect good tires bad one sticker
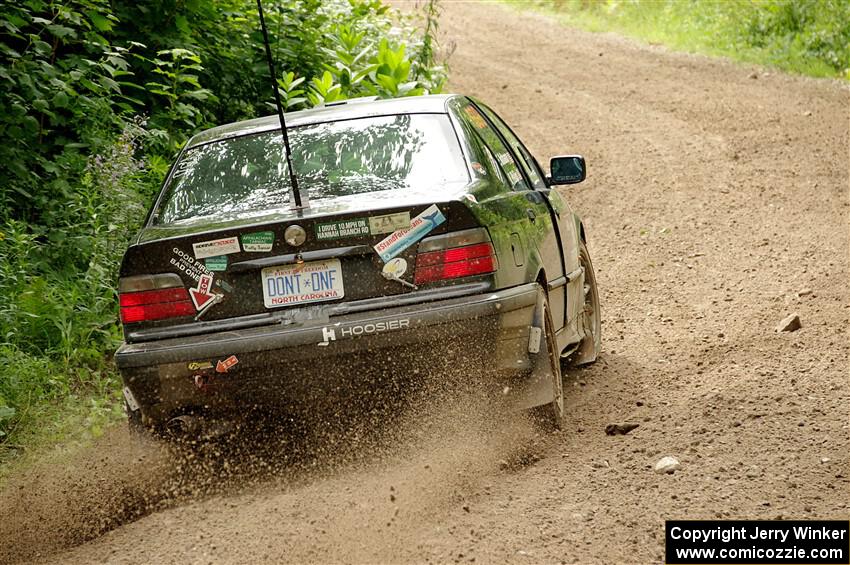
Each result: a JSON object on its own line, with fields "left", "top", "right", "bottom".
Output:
{"left": 171, "top": 247, "right": 213, "bottom": 282}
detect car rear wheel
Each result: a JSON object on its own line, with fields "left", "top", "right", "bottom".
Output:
{"left": 574, "top": 241, "right": 601, "bottom": 365}
{"left": 530, "top": 292, "right": 564, "bottom": 430}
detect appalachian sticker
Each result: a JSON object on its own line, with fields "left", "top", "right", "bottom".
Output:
{"left": 241, "top": 231, "right": 274, "bottom": 252}
{"left": 315, "top": 219, "right": 370, "bottom": 240}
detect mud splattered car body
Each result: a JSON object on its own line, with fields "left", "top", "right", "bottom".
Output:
{"left": 115, "top": 94, "right": 600, "bottom": 434}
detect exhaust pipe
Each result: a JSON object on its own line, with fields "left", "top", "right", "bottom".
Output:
{"left": 166, "top": 414, "right": 202, "bottom": 437}
{"left": 165, "top": 414, "right": 236, "bottom": 441}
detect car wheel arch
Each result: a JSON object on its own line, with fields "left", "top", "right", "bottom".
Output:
{"left": 535, "top": 269, "right": 548, "bottom": 295}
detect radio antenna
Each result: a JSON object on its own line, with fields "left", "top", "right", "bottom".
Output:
{"left": 256, "top": 0, "right": 306, "bottom": 209}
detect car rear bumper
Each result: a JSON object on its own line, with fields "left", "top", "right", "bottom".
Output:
{"left": 116, "top": 282, "right": 550, "bottom": 427}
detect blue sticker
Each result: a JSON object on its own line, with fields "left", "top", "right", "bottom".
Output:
{"left": 373, "top": 204, "right": 446, "bottom": 262}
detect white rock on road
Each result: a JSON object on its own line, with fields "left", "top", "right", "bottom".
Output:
{"left": 654, "top": 456, "right": 681, "bottom": 474}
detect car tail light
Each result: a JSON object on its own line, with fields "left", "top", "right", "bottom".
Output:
{"left": 118, "top": 274, "right": 194, "bottom": 323}
{"left": 414, "top": 228, "right": 498, "bottom": 285}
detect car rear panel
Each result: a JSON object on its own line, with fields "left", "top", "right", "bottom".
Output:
{"left": 119, "top": 200, "right": 485, "bottom": 342}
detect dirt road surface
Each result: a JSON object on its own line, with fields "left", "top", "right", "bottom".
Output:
{"left": 1, "top": 2, "right": 848, "bottom": 563}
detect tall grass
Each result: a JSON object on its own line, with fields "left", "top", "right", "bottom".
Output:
{"left": 522, "top": 0, "right": 850, "bottom": 79}
{"left": 0, "top": 121, "right": 156, "bottom": 461}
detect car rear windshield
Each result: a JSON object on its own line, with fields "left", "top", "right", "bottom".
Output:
{"left": 152, "top": 113, "right": 468, "bottom": 225}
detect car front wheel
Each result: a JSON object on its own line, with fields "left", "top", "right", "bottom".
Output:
{"left": 574, "top": 241, "right": 601, "bottom": 365}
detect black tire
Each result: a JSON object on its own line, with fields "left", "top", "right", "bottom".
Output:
{"left": 574, "top": 241, "right": 601, "bottom": 366}
{"left": 529, "top": 291, "right": 564, "bottom": 430}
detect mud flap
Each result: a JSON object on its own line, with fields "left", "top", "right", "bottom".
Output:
{"left": 513, "top": 284, "right": 559, "bottom": 410}
{"left": 573, "top": 264, "right": 599, "bottom": 366}
{"left": 574, "top": 334, "right": 597, "bottom": 365}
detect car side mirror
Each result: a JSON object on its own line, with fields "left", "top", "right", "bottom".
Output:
{"left": 549, "top": 155, "right": 586, "bottom": 185}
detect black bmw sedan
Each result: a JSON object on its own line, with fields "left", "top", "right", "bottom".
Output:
{"left": 115, "top": 94, "right": 601, "bottom": 436}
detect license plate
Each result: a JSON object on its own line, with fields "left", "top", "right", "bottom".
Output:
{"left": 262, "top": 259, "right": 344, "bottom": 308}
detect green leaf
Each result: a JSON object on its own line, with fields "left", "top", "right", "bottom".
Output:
{"left": 98, "top": 76, "right": 121, "bottom": 93}
{"left": 52, "top": 91, "right": 69, "bottom": 108}
{"left": 175, "top": 15, "right": 190, "bottom": 34}
{"left": 47, "top": 24, "right": 76, "bottom": 39}
{"left": 87, "top": 12, "right": 113, "bottom": 32}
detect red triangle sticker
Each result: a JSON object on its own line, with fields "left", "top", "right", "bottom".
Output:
{"left": 190, "top": 287, "right": 215, "bottom": 310}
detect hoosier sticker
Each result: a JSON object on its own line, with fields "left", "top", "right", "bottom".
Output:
{"left": 193, "top": 236, "right": 240, "bottom": 259}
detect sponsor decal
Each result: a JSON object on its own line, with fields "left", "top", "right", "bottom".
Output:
{"left": 205, "top": 255, "right": 228, "bottom": 271}
{"left": 188, "top": 361, "right": 213, "bottom": 371}
{"left": 373, "top": 204, "right": 446, "bottom": 262}
{"left": 170, "top": 247, "right": 213, "bottom": 283}
{"left": 316, "top": 218, "right": 370, "bottom": 240}
{"left": 471, "top": 162, "right": 487, "bottom": 177}
{"left": 368, "top": 212, "right": 411, "bottom": 235}
{"left": 192, "top": 236, "right": 240, "bottom": 259}
{"left": 318, "top": 318, "right": 411, "bottom": 345}
{"left": 241, "top": 231, "right": 274, "bottom": 252}
{"left": 189, "top": 273, "right": 218, "bottom": 311}
{"left": 216, "top": 355, "right": 239, "bottom": 373}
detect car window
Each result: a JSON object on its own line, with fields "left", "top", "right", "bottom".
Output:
{"left": 153, "top": 114, "right": 469, "bottom": 225}
{"left": 476, "top": 104, "right": 547, "bottom": 189}
{"left": 459, "top": 105, "right": 529, "bottom": 192}
{"left": 477, "top": 138, "right": 511, "bottom": 187}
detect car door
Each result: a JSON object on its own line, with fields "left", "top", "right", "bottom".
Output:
{"left": 473, "top": 101, "right": 583, "bottom": 337}
{"left": 459, "top": 102, "right": 568, "bottom": 332}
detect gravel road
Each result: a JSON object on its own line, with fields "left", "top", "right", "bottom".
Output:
{"left": 1, "top": 2, "right": 847, "bottom": 563}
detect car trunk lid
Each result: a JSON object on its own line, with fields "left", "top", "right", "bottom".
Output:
{"left": 119, "top": 197, "right": 482, "bottom": 342}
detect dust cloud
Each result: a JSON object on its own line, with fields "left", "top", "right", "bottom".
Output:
{"left": 0, "top": 370, "right": 543, "bottom": 564}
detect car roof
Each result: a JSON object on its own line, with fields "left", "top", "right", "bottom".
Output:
{"left": 186, "top": 94, "right": 463, "bottom": 149}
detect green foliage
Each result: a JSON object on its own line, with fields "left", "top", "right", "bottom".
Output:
{"left": 276, "top": 71, "right": 308, "bottom": 110}
{"left": 0, "top": 0, "right": 449, "bottom": 452}
{"left": 295, "top": 5, "right": 447, "bottom": 107}
{"left": 534, "top": 0, "right": 850, "bottom": 79}
{"left": 140, "top": 48, "right": 217, "bottom": 150}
